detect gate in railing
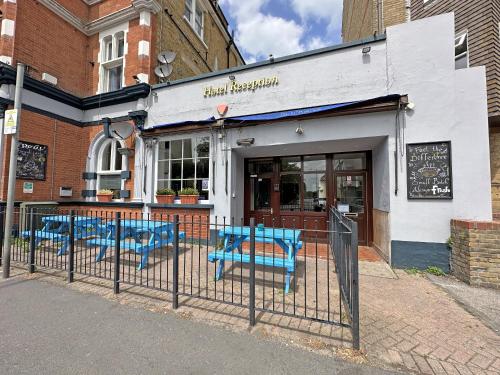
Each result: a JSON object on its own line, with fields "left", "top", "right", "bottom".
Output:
{"left": 329, "top": 206, "right": 360, "bottom": 349}
{"left": 1, "top": 207, "right": 360, "bottom": 349}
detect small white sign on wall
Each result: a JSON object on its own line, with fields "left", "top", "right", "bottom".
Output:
{"left": 23, "top": 181, "right": 33, "bottom": 194}
{"left": 202, "top": 179, "right": 209, "bottom": 191}
{"left": 4, "top": 109, "right": 18, "bottom": 135}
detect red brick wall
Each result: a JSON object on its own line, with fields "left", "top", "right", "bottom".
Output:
{"left": 151, "top": 208, "right": 211, "bottom": 239}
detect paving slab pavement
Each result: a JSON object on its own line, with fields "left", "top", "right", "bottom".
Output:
{"left": 0, "top": 276, "right": 399, "bottom": 375}
{"left": 426, "top": 274, "right": 500, "bottom": 334}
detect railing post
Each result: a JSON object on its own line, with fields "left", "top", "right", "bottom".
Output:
{"left": 68, "top": 210, "right": 75, "bottom": 283}
{"left": 113, "top": 212, "right": 121, "bottom": 294}
{"left": 172, "top": 214, "right": 179, "bottom": 309}
{"left": 249, "top": 217, "right": 256, "bottom": 327}
{"left": 351, "top": 221, "right": 360, "bottom": 350}
{"left": 0, "top": 209, "right": 4, "bottom": 266}
{"left": 28, "top": 208, "right": 36, "bottom": 273}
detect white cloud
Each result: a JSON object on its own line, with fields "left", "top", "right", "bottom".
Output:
{"left": 221, "top": 0, "right": 340, "bottom": 62}
{"left": 290, "top": 0, "right": 343, "bottom": 35}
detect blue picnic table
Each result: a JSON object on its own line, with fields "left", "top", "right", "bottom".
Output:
{"left": 86, "top": 219, "right": 185, "bottom": 270}
{"left": 21, "top": 215, "right": 101, "bottom": 256}
{"left": 208, "top": 226, "right": 302, "bottom": 293}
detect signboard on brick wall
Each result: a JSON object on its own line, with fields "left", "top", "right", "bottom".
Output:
{"left": 16, "top": 141, "right": 48, "bottom": 181}
{"left": 406, "top": 141, "right": 452, "bottom": 199}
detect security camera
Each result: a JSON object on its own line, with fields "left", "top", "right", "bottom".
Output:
{"left": 295, "top": 126, "right": 304, "bottom": 135}
{"left": 132, "top": 75, "right": 141, "bottom": 84}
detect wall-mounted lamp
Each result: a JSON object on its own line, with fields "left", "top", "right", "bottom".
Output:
{"left": 229, "top": 75, "right": 236, "bottom": 80}
{"left": 362, "top": 46, "right": 371, "bottom": 54}
{"left": 236, "top": 138, "right": 255, "bottom": 146}
{"left": 295, "top": 125, "right": 304, "bottom": 135}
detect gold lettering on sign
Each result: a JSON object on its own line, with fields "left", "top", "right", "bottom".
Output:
{"left": 203, "top": 76, "right": 279, "bottom": 97}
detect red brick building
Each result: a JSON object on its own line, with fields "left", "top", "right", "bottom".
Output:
{"left": 0, "top": 0, "right": 243, "bottom": 205}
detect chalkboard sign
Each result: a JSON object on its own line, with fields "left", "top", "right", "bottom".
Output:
{"left": 16, "top": 141, "right": 48, "bottom": 181}
{"left": 406, "top": 141, "right": 452, "bottom": 199}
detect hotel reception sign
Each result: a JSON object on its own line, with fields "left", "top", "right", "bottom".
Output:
{"left": 203, "top": 76, "right": 279, "bottom": 97}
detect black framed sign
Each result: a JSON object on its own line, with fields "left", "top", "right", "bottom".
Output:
{"left": 406, "top": 141, "right": 452, "bottom": 199}
{"left": 16, "top": 141, "right": 48, "bottom": 181}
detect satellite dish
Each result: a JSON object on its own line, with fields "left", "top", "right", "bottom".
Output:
{"left": 155, "top": 51, "right": 176, "bottom": 80}
{"left": 109, "top": 121, "right": 134, "bottom": 140}
{"left": 158, "top": 51, "right": 176, "bottom": 64}
{"left": 154, "top": 64, "right": 173, "bottom": 79}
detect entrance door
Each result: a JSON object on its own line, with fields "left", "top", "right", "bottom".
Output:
{"left": 334, "top": 172, "right": 368, "bottom": 245}
{"left": 247, "top": 160, "right": 276, "bottom": 226}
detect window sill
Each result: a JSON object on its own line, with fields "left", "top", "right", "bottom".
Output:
{"left": 183, "top": 16, "right": 208, "bottom": 50}
{"left": 147, "top": 202, "right": 214, "bottom": 209}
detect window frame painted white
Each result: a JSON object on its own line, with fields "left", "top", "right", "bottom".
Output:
{"left": 155, "top": 134, "right": 211, "bottom": 201}
{"left": 454, "top": 30, "right": 469, "bottom": 70}
{"left": 98, "top": 23, "right": 128, "bottom": 94}
{"left": 96, "top": 138, "right": 126, "bottom": 199}
{"left": 184, "top": 0, "right": 205, "bottom": 41}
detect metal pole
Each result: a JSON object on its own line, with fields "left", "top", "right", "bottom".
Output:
{"left": 249, "top": 217, "right": 256, "bottom": 326}
{"left": 2, "top": 63, "right": 25, "bottom": 279}
{"left": 68, "top": 210, "right": 75, "bottom": 283}
{"left": 28, "top": 208, "right": 36, "bottom": 273}
{"left": 113, "top": 212, "right": 121, "bottom": 294}
{"left": 351, "top": 221, "right": 360, "bottom": 350}
{"left": 172, "top": 214, "right": 179, "bottom": 309}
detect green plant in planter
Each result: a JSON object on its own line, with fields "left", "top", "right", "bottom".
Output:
{"left": 178, "top": 188, "right": 199, "bottom": 195}
{"left": 97, "top": 189, "right": 113, "bottom": 194}
{"left": 156, "top": 188, "right": 176, "bottom": 195}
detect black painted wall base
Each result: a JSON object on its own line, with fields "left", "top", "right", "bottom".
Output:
{"left": 391, "top": 240, "right": 450, "bottom": 273}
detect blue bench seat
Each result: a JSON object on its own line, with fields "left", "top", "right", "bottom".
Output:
{"left": 208, "top": 250, "right": 295, "bottom": 272}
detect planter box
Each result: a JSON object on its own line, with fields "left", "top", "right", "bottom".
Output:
{"left": 179, "top": 195, "right": 199, "bottom": 204}
{"left": 156, "top": 195, "right": 175, "bottom": 204}
{"left": 97, "top": 194, "right": 113, "bottom": 202}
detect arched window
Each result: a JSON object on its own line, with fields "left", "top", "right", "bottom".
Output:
{"left": 97, "top": 139, "right": 123, "bottom": 199}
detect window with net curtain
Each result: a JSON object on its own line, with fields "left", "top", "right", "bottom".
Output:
{"left": 97, "top": 139, "right": 123, "bottom": 199}
{"left": 157, "top": 137, "right": 210, "bottom": 199}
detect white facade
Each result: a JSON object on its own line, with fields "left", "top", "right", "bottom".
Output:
{"left": 137, "top": 13, "right": 491, "bottom": 250}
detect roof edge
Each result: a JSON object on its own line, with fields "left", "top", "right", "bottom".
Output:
{"left": 152, "top": 34, "right": 387, "bottom": 90}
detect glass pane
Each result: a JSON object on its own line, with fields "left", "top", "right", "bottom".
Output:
{"left": 196, "top": 180, "right": 208, "bottom": 200}
{"left": 108, "top": 65, "right": 123, "bottom": 92}
{"left": 99, "top": 174, "right": 121, "bottom": 199}
{"left": 105, "top": 39, "right": 112, "bottom": 61}
{"left": 196, "top": 158, "right": 209, "bottom": 178}
{"left": 196, "top": 137, "right": 210, "bottom": 157}
{"left": 158, "top": 141, "right": 170, "bottom": 160}
{"left": 117, "top": 37, "right": 125, "bottom": 57}
{"left": 101, "top": 143, "right": 111, "bottom": 171}
{"left": 303, "top": 155, "right": 326, "bottom": 172}
{"left": 114, "top": 148, "right": 122, "bottom": 170}
{"left": 171, "top": 180, "right": 181, "bottom": 193}
{"left": 157, "top": 180, "right": 169, "bottom": 190}
{"left": 248, "top": 160, "right": 273, "bottom": 175}
{"left": 304, "top": 173, "right": 327, "bottom": 212}
{"left": 455, "top": 54, "right": 467, "bottom": 69}
{"left": 281, "top": 157, "right": 301, "bottom": 172}
{"left": 171, "top": 140, "right": 182, "bottom": 159}
{"left": 335, "top": 175, "right": 364, "bottom": 213}
{"left": 280, "top": 174, "right": 300, "bottom": 211}
{"left": 183, "top": 179, "right": 195, "bottom": 189}
{"left": 184, "top": 0, "right": 192, "bottom": 21}
{"left": 334, "top": 153, "right": 366, "bottom": 171}
{"left": 158, "top": 160, "right": 169, "bottom": 180}
{"left": 183, "top": 159, "right": 195, "bottom": 179}
{"left": 183, "top": 139, "right": 193, "bottom": 159}
{"left": 252, "top": 178, "right": 271, "bottom": 210}
{"left": 171, "top": 160, "right": 182, "bottom": 179}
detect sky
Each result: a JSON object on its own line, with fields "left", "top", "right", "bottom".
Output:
{"left": 218, "top": 0, "right": 344, "bottom": 64}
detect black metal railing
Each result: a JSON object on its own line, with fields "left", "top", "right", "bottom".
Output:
{"left": 1, "top": 207, "right": 360, "bottom": 348}
{"left": 329, "top": 206, "right": 360, "bottom": 349}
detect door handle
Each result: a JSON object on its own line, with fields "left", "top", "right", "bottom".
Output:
{"left": 270, "top": 208, "right": 273, "bottom": 215}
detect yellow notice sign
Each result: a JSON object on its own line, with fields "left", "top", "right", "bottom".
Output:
{"left": 4, "top": 109, "right": 18, "bottom": 135}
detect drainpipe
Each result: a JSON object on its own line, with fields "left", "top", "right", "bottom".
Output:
{"left": 376, "top": 0, "right": 383, "bottom": 35}
{"left": 226, "top": 30, "right": 234, "bottom": 69}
